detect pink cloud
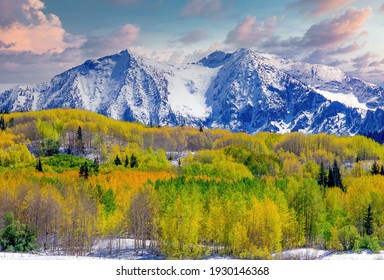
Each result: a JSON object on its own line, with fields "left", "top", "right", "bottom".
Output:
{"left": 181, "top": 0, "right": 222, "bottom": 17}
{"left": 178, "top": 28, "right": 207, "bottom": 45}
{"left": 0, "top": 0, "right": 85, "bottom": 54}
{"left": 225, "top": 16, "right": 276, "bottom": 48}
{"left": 302, "top": 7, "right": 372, "bottom": 48}
{"left": 380, "top": 4, "right": 384, "bottom": 13}
{"left": 82, "top": 24, "right": 140, "bottom": 58}
{"left": 290, "top": 0, "right": 354, "bottom": 16}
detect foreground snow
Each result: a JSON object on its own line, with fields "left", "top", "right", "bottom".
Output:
{"left": 2, "top": 246, "right": 384, "bottom": 260}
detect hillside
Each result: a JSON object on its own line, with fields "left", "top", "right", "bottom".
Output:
{"left": 1, "top": 109, "right": 384, "bottom": 259}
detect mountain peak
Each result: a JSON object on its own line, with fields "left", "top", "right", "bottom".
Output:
{"left": 1, "top": 48, "right": 384, "bottom": 135}
{"left": 197, "top": 50, "right": 232, "bottom": 68}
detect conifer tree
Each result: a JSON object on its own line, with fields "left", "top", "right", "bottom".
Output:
{"left": 130, "top": 154, "right": 138, "bottom": 168}
{"left": 327, "top": 167, "right": 335, "bottom": 188}
{"left": 363, "top": 204, "right": 374, "bottom": 236}
{"left": 75, "top": 126, "right": 84, "bottom": 155}
{"left": 79, "top": 162, "right": 89, "bottom": 179}
{"left": 0, "top": 115, "right": 5, "bottom": 130}
{"left": 380, "top": 165, "right": 384, "bottom": 176}
{"left": 317, "top": 162, "right": 327, "bottom": 187}
{"left": 332, "top": 160, "right": 344, "bottom": 192}
{"left": 124, "top": 155, "right": 129, "bottom": 167}
{"left": 93, "top": 157, "right": 99, "bottom": 174}
{"left": 36, "top": 157, "right": 43, "bottom": 172}
{"left": 114, "top": 155, "right": 122, "bottom": 166}
{"left": 371, "top": 161, "right": 380, "bottom": 175}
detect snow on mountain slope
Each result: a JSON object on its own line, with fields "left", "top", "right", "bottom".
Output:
{"left": 1, "top": 48, "right": 384, "bottom": 135}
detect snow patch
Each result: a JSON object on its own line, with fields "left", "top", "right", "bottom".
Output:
{"left": 315, "top": 89, "right": 370, "bottom": 110}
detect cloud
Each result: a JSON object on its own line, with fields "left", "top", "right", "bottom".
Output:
{"left": 289, "top": 0, "right": 354, "bottom": 16}
{"left": 0, "top": 48, "right": 84, "bottom": 83}
{"left": 225, "top": 16, "right": 277, "bottom": 48}
{"left": 352, "top": 52, "right": 378, "bottom": 68}
{"left": 380, "top": 4, "right": 384, "bottom": 13}
{"left": 177, "top": 28, "right": 207, "bottom": 45}
{"left": 181, "top": 0, "right": 222, "bottom": 17}
{"left": 0, "top": 0, "right": 85, "bottom": 54}
{"left": 260, "top": 7, "right": 371, "bottom": 59}
{"left": 301, "top": 7, "right": 372, "bottom": 48}
{"left": 82, "top": 23, "right": 140, "bottom": 58}
{"left": 328, "top": 42, "right": 363, "bottom": 55}
{"left": 183, "top": 41, "right": 227, "bottom": 63}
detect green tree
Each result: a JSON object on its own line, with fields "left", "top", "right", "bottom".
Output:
{"left": 317, "top": 162, "right": 327, "bottom": 187}
{"left": 36, "top": 157, "right": 43, "bottom": 172}
{"left": 0, "top": 115, "right": 5, "bottom": 130}
{"left": 124, "top": 155, "right": 129, "bottom": 168}
{"left": 79, "top": 161, "right": 89, "bottom": 179}
{"left": 114, "top": 155, "right": 122, "bottom": 166}
{"left": 363, "top": 204, "right": 374, "bottom": 236}
{"left": 130, "top": 154, "right": 138, "bottom": 168}
{"left": 0, "top": 212, "right": 37, "bottom": 252}
{"left": 371, "top": 161, "right": 380, "bottom": 175}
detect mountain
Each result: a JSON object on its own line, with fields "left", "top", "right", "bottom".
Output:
{"left": 1, "top": 48, "right": 384, "bottom": 135}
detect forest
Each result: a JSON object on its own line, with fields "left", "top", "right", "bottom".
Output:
{"left": 1, "top": 109, "right": 384, "bottom": 259}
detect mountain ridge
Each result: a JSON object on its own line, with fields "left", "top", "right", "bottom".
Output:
{"left": 1, "top": 48, "right": 384, "bottom": 135}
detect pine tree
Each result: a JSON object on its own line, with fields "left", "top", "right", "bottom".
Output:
{"left": 380, "top": 165, "right": 384, "bottom": 176}
{"left": 114, "top": 155, "right": 122, "bottom": 166}
{"left": 75, "top": 126, "right": 84, "bottom": 155}
{"left": 327, "top": 167, "right": 335, "bottom": 188}
{"left": 93, "top": 157, "right": 99, "bottom": 174}
{"left": 371, "top": 161, "right": 380, "bottom": 175}
{"left": 0, "top": 115, "right": 5, "bottom": 130}
{"left": 124, "top": 155, "right": 129, "bottom": 167}
{"left": 79, "top": 162, "right": 89, "bottom": 179}
{"left": 363, "top": 204, "right": 374, "bottom": 236}
{"left": 332, "top": 160, "right": 344, "bottom": 192}
{"left": 317, "top": 162, "right": 327, "bottom": 187}
{"left": 130, "top": 154, "right": 138, "bottom": 168}
{"left": 35, "top": 158, "right": 43, "bottom": 172}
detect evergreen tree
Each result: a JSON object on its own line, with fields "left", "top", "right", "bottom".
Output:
{"left": 114, "top": 155, "right": 122, "bottom": 166}
{"left": 363, "top": 204, "right": 374, "bottom": 236}
{"left": 93, "top": 157, "right": 99, "bottom": 174}
{"left": 124, "top": 155, "right": 129, "bottom": 167}
{"left": 77, "top": 126, "right": 82, "bottom": 141}
{"left": 380, "top": 165, "right": 384, "bottom": 176}
{"left": 327, "top": 167, "right": 335, "bottom": 188}
{"left": 199, "top": 125, "right": 204, "bottom": 133}
{"left": 332, "top": 160, "right": 344, "bottom": 192}
{"left": 371, "top": 161, "right": 380, "bottom": 175}
{"left": 35, "top": 157, "right": 43, "bottom": 172}
{"left": 0, "top": 115, "right": 5, "bottom": 130}
{"left": 79, "top": 162, "right": 89, "bottom": 179}
{"left": 75, "top": 126, "right": 84, "bottom": 155}
{"left": 130, "top": 154, "right": 138, "bottom": 168}
{"left": 317, "top": 162, "right": 327, "bottom": 187}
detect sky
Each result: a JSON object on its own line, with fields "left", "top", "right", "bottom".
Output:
{"left": 0, "top": 0, "right": 383, "bottom": 89}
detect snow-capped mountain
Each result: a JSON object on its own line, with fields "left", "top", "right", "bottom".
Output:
{"left": 1, "top": 48, "right": 384, "bottom": 135}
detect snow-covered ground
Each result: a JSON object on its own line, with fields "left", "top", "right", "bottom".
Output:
{"left": 2, "top": 243, "right": 384, "bottom": 260}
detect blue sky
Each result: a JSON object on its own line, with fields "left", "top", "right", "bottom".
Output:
{"left": 0, "top": 0, "right": 383, "bottom": 87}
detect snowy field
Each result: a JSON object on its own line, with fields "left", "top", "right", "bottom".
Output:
{"left": 1, "top": 240, "right": 384, "bottom": 260}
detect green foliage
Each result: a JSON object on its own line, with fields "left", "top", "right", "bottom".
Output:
{"left": 100, "top": 188, "right": 117, "bottom": 216}
{"left": 317, "top": 162, "right": 327, "bottom": 187}
{"left": 43, "top": 154, "right": 93, "bottom": 173}
{"left": 0, "top": 212, "right": 37, "bottom": 252}
{"left": 363, "top": 204, "right": 374, "bottom": 236}
{"left": 130, "top": 154, "right": 138, "bottom": 168}
{"left": 244, "top": 154, "right": 282, "bottom": 177}
{"left": 114, "top": 155, "right": 122, "bottom": 166}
